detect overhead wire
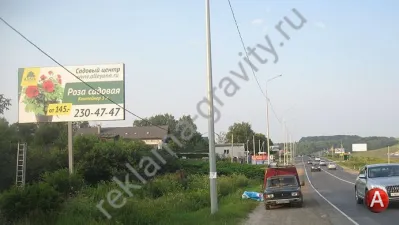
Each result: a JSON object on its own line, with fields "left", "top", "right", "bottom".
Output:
{"left": 227, "top": 0, "right": 283, "bottom": 125}
{"left": 0, "top": 17, "right": 168, "bottom": 132}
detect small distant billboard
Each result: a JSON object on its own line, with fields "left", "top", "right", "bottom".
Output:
{"left": 271, "top": 145, "right": 280, "bottom": 152}
{"left": 352, "top": 143, "right": 367, "bottom": 152}
{"left": 335, "top": 148, "right": 345, "bottom": 154}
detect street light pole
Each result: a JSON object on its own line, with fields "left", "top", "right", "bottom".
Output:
{"left": 205, "top": 0, "right": 218, "bottom": 214}
{"left": 266, "top": 74, "right": 282, "bottom": 165}
{"left": 283, "top": 120, "right": 286, "bottom": 165}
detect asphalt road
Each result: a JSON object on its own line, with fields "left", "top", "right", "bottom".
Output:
{"left": 242, "top": 157, "right": 397, "bottom": 225}
{"left": 305, "top": 157, "right": 398, "bottom": 225}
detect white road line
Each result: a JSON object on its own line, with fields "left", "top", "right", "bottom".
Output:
{"left": 302, "top": 160, "right": 359, "bottom": 225}
{"left": 321, "top": 168, "right": 356, "bottom": 185}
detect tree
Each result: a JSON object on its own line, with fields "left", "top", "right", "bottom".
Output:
{"left": 226, "top": 122, "right": 254, "bottom": 144}
{"left": 0, "top": 94, "right": 11, "bottom": 115}
{"left": 11, "top": 123, "right": 37, "bottom": 143}
{"left": 134, "top": 113, "right": 177, "bottom": 132}
{"left": 216, "top": 132, "right": 227, "bottom": 144}
{"left": 72, "top": 121, "right": 90, "bottom": 133}
{"left": 254, "top": 133, "right": 273, "bottom": 152}
{"left": 225, "top": 122, "right": 273, "bottom": 154}
{"left": 133, "top": 113, "right": 205, "bottom": 152}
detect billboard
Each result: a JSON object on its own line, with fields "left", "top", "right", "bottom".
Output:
{"left": 335, "top": 148, "right": 345, "bottom": 154}
{"left": 252, "top": 154, "right": 268, "bottom": 165}
{"left": 352, "top": 143, "right": 367, "bottom": 152}
{"left": 18, "top": 63, "right": 125, "bottom": 123}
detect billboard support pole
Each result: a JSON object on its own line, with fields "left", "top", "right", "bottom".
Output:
{"left": 68, "top": 121, "right": 73, "bottom": 174}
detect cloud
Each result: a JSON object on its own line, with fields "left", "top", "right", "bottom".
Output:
{"left": 314, "top": 21, "right": 326, "bottom": 29}
{"left": 251, "top": 19, "right": 264, "bottom": 26}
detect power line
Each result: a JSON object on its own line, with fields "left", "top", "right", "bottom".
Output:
{"left": 226, "top": 0, "right": 283, "bottom": 125}
{"left": 0, "top": 16, "right": 168, "bottom": 132}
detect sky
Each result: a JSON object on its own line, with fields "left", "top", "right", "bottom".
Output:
{"left": 1, "top": 0, "right": 398, "bottom": 142}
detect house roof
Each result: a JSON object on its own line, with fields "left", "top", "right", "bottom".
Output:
{"left": 75, "top": 125, "right": 169, "bottom": 140}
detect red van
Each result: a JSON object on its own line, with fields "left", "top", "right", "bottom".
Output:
{"left": 263, "top": 164, "right": 304, "bottom": 209}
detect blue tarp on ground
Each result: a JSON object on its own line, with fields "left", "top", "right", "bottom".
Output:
{"left": 241, "top": 191, "right": 264, "bottom": 201}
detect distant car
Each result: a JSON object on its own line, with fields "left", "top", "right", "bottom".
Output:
{"left": 327, "top": 163, "right": 337, "bottom": 170}
{"left": 320, "top": 160, "right": 327, "bottom": 166}
{"left": 307, "top": 160, "right": 312, "bottom": 164}
{"left": 355, "top": 163, "right": 399, "bottom": 205}
{"left": 311, "top": 163, "right": 321, "bottom": 172}
{"left": 315, "top": 157, "right": 321, "bottom": 161}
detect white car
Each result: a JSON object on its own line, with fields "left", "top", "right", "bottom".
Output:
{"left": 327, "top": 163, "right": 337, "bottom": 170}
{"left": 320, "top": 160, "right": 327, "bottom": 166}
{"left": 315, "top": 157, "right": 320, "bottom": 161}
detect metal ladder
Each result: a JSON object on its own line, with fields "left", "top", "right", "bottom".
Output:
{"left": 16, "top": 142, "right": 27, "bottom": 187}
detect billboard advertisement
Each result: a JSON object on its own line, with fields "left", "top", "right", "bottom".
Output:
{"left": 335, "top": 148, "right": 345, "bottom": 154}
{"left": 352, "top": 143, "right": 367, "bottom": 152}
{"left": 252, "top": 155, "right": 268, "bottom": 165}
{"left": 18, "top": 63, "right": 125, "bottom": 123}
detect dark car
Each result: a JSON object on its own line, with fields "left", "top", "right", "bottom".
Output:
{"left": 264, "top": 174, "right": 303, "bottom": 209}
{"left": 311, "top": 163, "right": 321, "bottom": 172}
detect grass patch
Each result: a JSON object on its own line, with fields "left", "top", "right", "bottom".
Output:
{"left": 5, "top": 175, "right": 262, "bottom": 225}
{"left": 327, "top": 155, "right": 399, "bottom": 172}
{"left": 352, "top": 144, "right": 399, "bottom": 159}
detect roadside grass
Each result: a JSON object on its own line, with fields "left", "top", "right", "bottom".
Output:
{"left": 159, "top": 181, "right": 261, "bottom": 225}
{"left": 352, "top": 144, "right": 399, "bottom": 159}
{"left": 326, "top": 155, "right": 399, "bottom": 172}
{"left": 5, "top": 172, "right": 263, "bottom": 225}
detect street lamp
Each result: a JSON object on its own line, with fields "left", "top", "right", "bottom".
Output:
{"left": 266, "top": 74, "right": 282, "bottom": 165}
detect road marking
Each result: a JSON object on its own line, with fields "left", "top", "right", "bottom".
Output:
{"left": 321, "top": 168, "right": 355, "bottom": 185}
{"left": 302, "top": 159, "right": 359, "bottom": 225}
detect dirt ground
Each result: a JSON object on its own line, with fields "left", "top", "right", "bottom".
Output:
{"left": 241, "top": 165, "right": 347, "bottom": 225}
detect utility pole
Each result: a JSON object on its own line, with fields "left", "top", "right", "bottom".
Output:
{"left": 388, "top": 146, "right": 390, "bottom": 164}
{"left": 290, "top": 136, "right": 293, "bottom": 163}
{"left": 258, "top": 139, "right": 261, "bottom": 153}
{"left": 253, "top": 135, "right": 255, "bottom": 156}
{"left": 68, "top": 121, "right": 73, "bottom": 174}
{"left": 205, "top": 0, "right": 218, "bottom": 214}
{"left": 265, "top": 75, "right": 282, "bottom": 165}
{"left": 231, "top": 133, "right": 234, "bottom": 163}
{"left": 246, "top": 139, "right": 249, "bottom": 164}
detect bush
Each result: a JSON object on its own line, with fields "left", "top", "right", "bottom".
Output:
{"left": 41, "top": 169, "right": 85, "bottom": 197}
{"left": 0, "top": 183, "right": 62, "bottom": 222}
{"left": 179, "top": 160, "right": 265, "bottom": 180}
{"left": 140, "top": 174, "right": 185, "bottom": 198}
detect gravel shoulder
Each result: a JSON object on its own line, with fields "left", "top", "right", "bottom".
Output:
{"left": 241, "top": 163, "right": 353, "bottom": 225}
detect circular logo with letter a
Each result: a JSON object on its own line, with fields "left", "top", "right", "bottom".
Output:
{"left": 365, "top": 188, "right": 389, "bottom": 213}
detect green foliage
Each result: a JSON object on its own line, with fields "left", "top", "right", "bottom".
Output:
{"left": 331, "top": 155, "right": 399, "bottom": 171}
{"left": 0, "top": 94, "right": 11, "bottom": 115}
{"left": 133, "top": 113, "right": 208, "bottom": 152}
{"left": 22, "top": 72, "right": 64, "bottom": 115}
{"left": 41, "top": 169, "right": 85, "bottom": 197}
{"left": 0, "top": 183, "right": 62, "bottom": 222}
{"left": 179, "top": 160, "right": 265, "bottom": 181}
{"left": 1, "top": 173, "right": 257, "bottom": 225}
{"left": 226, "top": 122, "right": 272, "bottom": 152}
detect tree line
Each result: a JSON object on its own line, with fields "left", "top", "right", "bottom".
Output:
{"left": 0, "top": 94, "right": 272, "bottom": 191}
